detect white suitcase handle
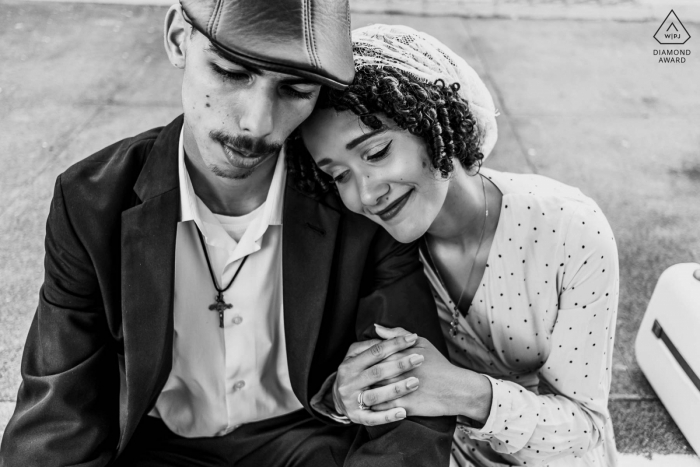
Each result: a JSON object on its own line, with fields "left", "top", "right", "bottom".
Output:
{"left": 651, "top": 319, "right": 700, "bottom": 393}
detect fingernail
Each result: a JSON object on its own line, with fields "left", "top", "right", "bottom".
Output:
{"left": 404, "top": 333, "right": 418, "bottom": 343}
{"left": 374, "top": 323, "right": 387, "bottom": 329}
{"left": 409, "top": 354, "right": 424, "bottom": 366}
{"left": 406, "top": 377, "right": 419, "bottom": 389}
{"left": 395, "top": 410, "right": 407, "bottom": 420}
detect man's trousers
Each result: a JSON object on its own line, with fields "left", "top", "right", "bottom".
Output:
{"left": 113, "top": 409, "right": 359, "bottom": 466}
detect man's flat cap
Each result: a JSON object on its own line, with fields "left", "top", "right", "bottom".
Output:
{"left": 180, "top": 0, "right": 354, "bottom": 89}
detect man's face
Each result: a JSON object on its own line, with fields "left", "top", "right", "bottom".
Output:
{"left": 180, "top": 29, "right": 322, "bottom": 180}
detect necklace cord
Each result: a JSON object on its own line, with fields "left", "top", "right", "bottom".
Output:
{"left": 196, "top": 227, "right": 248, "bottom": 293}
{"left": 453, "top": 173, "right": 488, "bottom": 308}
{"left": 425, "top": 173, "right": 489, "bottom": 335}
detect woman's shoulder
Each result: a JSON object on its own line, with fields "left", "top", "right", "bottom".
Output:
{"left": 482, "top": 168, "right": 599, "bottom": 215}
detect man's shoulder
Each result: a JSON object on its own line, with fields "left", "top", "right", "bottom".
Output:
{"left": 54, "top": 118, "right": 182, "bottom": 229}
{"left": 287, "top": 179, "right": 379, "bottom": 232}
{"left": 60, "top": 125, "right": 164, "bottom": 189}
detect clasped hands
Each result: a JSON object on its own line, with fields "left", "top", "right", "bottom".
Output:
{"left": 332, "top": 324, "right": 485, "bottom": 426}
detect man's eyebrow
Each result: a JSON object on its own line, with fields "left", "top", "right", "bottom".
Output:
{"left": 281, "top": 77, "right": 320, "bottom": 87}
{"left": 346, "top": 128, "right": 386, "bottom": 150}
{"left": 206, "top": 44, "right": 263, "bottom": 76}
{"left": 205, "top": 44, "right": 318, "bottom": 86}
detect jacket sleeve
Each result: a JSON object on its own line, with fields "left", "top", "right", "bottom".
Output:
{"left": 0, "top": 175, "right": 119, "bottom": 467}
{"left": 344, "top": 228, "right": 456, "bottom": 467}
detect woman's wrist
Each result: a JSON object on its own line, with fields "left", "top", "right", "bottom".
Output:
{"left": 449, "top": 368, "right": 493, "bottom": 423}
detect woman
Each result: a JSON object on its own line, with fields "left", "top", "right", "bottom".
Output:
{"left": 292, "top": 25, "right": 619, "bottom": 467}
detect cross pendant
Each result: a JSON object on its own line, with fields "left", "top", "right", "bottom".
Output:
{"left": 208, "top": 293, "right": 233, "bottom": 328}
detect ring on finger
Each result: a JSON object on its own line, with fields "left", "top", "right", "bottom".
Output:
{"left": 357, "top": 390, "right": 369, "bottom": 410}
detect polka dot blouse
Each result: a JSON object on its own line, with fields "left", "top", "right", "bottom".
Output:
{"left": 420, "top": 169, "right": 619, "bottom": 467}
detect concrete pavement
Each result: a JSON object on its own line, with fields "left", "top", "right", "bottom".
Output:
{"left": 24, "top": 0, "right": 700, "bottom": 22}
{"left": 1, "top": 0, "right": 699, "bottom": 460}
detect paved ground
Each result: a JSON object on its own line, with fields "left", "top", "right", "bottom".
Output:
{"left": 26, "top": 0, "right": 700, "bottom": 22}
{"left": 1, "top": 0, "right": 699, "bottom": 460}
{"left": 351, "top": 0, "right": 700, "bottom": 22}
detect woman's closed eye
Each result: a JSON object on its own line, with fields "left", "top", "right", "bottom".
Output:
{"left": 333, "top": 170, "right": 350, "bottom": 184}
{"left": 365, "top": 141, "right": 392, "bottom": 162}
{"left": 331, "top": 141, "right": 393, "bottom": 184}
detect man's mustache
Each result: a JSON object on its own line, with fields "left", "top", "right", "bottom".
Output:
{"left": 210, "top": 130, "right": 282, "bottom": 159}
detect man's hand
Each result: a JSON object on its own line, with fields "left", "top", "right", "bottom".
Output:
{"left": 332, "top": 333, "right": 424, "bottom": 425}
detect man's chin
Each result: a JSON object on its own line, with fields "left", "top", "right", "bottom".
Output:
{"left": 209, "top": 164, "right": 256, "bottom": 180}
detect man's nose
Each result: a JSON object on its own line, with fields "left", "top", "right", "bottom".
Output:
{"left": 238, "top": 85, "right": 275, "bottom": 138}
{"left": 358, "top": 176, "right": 389, "bottom": 207}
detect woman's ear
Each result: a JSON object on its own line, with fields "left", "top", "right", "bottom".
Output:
{"left": 163, "top": 4, "right": 189, "bottom": 69}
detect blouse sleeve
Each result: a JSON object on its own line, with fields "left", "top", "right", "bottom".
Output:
{"left": 462, "top": 203, "right": 619, "bottom": 466}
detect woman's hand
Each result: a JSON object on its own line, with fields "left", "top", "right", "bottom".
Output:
{"left": 332, "top": 333, "right": 426, "bottom": 425}
{"left": 370, "top": 325, "right": 493, "bottom": 423}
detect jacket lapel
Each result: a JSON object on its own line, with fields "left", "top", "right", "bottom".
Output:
{"left": 119, "top": 116, "right": 182, "bottom": 447}
{"left": 282, "top": 185, "right": 341, "bottom": 407}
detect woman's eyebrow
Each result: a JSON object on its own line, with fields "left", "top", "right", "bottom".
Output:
{"left": 346, "top": 128, "right": 386, "bottom": 150}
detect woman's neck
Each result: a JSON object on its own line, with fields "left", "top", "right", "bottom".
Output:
{"left": 426, "top": 166, "right": 488, "bottom": 249}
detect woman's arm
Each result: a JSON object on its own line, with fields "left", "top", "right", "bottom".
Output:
{"left": 371, "top": 204, "right": 619, "bottom": 465}
{"left": 459, "top": 204, "right": 619, "bottom": 465}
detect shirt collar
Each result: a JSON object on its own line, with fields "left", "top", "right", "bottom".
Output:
{"left": 178, "top": 128, "right": 287, "bottom": 256}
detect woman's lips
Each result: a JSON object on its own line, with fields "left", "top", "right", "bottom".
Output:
{"left": 373, "top": 189, "right": 414, "bottom": 222}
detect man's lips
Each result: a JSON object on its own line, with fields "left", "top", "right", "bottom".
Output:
{"left": 220, "top": 143, "right": 266, "bottom": 168}
{"left": 371, "top": 189, "right": 414, "bottom": 222}
{"left": 223, "top": 144, "right": 258, "bottom": 159}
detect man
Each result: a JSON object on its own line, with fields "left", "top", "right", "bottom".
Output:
{"left": 0, "top": 1, "right": 455, "bottom": 465}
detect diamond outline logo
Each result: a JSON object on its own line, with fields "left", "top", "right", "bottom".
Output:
{"left": 654, "top": 10, "right": 691, "bottom": 45}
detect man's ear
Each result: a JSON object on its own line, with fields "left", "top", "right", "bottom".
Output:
{"left": 164, "top": 4, "right": 189, "bottom": 69}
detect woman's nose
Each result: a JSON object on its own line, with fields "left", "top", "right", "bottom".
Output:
{"left": 357, "top": 175, "right": 389, "bottom": 207}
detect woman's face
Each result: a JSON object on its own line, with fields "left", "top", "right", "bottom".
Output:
{"left": 301, "top": 108, "right": 450, "bottom": 243}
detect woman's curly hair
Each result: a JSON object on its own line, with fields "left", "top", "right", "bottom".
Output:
{"left": 287, "top": 66, "right": 484, "bottom": 195}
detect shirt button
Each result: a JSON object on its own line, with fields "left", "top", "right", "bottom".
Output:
{"left": 233, "top": 380, "right": 246, "bottom": 391}
{"left": 232, "top": 316, "right": 243, "bottom": 325}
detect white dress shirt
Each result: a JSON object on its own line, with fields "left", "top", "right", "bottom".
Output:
{"left": 148, "top": 130, "right": 303, "bottom": 438}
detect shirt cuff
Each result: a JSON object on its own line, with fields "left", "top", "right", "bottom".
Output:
{"left": 460, "top": 375, "right": 538, "bottom": 453}
{"left": 479, "top": 376, "right": 508, "bottom": 435}
{"left": 309, "top": 371, "right": 351, "bottom": 425}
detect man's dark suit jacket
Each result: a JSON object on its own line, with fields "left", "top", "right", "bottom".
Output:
{"left": 0, "top": 116, "right": 455, "bottom": 467}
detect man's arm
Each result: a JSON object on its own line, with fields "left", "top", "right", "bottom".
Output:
{"left": 0, "top": 175, "right": 119, "bottom": 467}
{"left": 344, "top": 228, "right": 455, "bottom": 467}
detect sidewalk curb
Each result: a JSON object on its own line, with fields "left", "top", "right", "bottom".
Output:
{"left": 619, "top": 454, "right": 700, "bottom": 466}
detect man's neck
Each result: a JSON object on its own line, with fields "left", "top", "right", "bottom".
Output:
{"left": 182, "top": 129, "right": 277, "bottom": 217}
